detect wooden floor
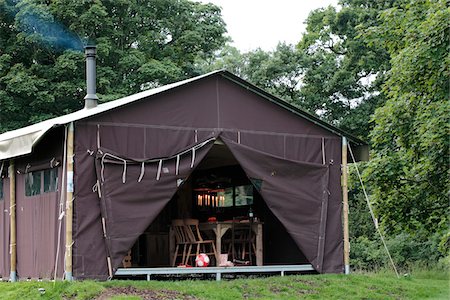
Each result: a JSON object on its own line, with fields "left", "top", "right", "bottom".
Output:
{"left": 115, "top": 264, "right": 315, "bottom": 281}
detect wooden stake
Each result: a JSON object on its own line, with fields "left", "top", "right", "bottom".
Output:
{"left": 65, "top": 123, "right": 74, "bottom": 280}
{"left": 342, "top": 137, "right": 350, "bottom": 274}
{"left": 9, "top": 160, "right": 17, "bottom": 282}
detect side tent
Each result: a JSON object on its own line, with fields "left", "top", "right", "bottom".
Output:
{"left": 72, "top": 73, "right": 345, "bottom": 279}
{"left": 0, "top": 168, "right": 10, "bottom": 279}
{"left": 0, "top": 128, "right": 65, "bottom": 280}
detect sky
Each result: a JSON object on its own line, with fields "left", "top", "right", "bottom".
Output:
{"left": 199, "top": 0, "right": 339, "bottom": 52}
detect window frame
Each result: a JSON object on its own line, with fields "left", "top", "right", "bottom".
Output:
{"left": 195, "top": 184, "right": 254, "bottom": 210}
{"left": 25, "top": 168, "right": 59, "bottom": 197}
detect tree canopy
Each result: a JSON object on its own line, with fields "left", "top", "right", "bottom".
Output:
{"left": 204, "top": 1, "right": 396, "bottom": 140}
{"left": 0, "top": 0, "right": 227, "bottom": 132}
{"left": 364, "top": 0, "right": 449, "bottom": 235}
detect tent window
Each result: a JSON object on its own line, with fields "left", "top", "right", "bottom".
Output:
{"left": 43, "top": 169, "right": 58, "bottom": 193}
{"left": 195, "top": 185, "right": 253, "bottom": 208}
{"left": 235, "top": 185, "right": 253, "bottom": 206}
{"left": 0, "top": 178, "right": 3, "bottom": 200}
{"left": 25, "top": 172, "right": 42, "bottom": 196}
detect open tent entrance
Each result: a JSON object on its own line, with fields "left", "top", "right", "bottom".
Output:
{"left": 121, "top": 139, "right": 311, "bottom": 269}
{"left": 97, "top": 132, "right": 331, "bottom": 276}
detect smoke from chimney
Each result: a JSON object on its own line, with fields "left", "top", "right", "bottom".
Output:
{"left": 84, "top": 45, "right": 98, "bottom": 109}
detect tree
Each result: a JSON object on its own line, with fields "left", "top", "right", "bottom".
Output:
{"left": 0, "top": 0, "right": 227, "bottom": 132}
{"left": 364, "top": 0, "right": 449, "bottom": 236}
{"left": 202, "top": 42, "right": 306, "bottom": 106}
{"left": 297, "top": 1, "right": 396, "bottom": 138}
{"left": 208, "top": 1, "right": 396, "bottom": 140}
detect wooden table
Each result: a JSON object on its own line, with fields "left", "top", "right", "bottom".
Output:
{"left": 198, "top": 221, "right": 263, "bottom": 266}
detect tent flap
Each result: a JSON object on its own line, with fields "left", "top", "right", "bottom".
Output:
{"left": 221, "top": 138, "right": 333, "bottom": 272}
{"left": 95, "top": 138, "right": 215, "bottom": 274}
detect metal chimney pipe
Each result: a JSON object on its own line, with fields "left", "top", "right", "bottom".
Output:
{"left": 84, "top": 45, "right": 98, "bottom": 109}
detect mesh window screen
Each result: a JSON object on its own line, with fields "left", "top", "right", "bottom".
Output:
{"left": 25, "top": 172, "right": 41, "bottom": 196}
{"left": 44, "top": 169, "right": 58, "bottom": 193}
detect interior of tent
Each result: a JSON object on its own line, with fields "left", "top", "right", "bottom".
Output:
{"left": 122, "top": 140, "right": 310, "bottom": 269}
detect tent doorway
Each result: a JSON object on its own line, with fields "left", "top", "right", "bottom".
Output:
{"left": 122, "top": 141, "right": 309, "bottom": 269}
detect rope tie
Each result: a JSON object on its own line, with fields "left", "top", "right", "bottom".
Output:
{"left": 195, "top": 130, "right": 198, "bottom": 143}
{"left": 122, "top": 161, "right": 127, "bottom": 184}
{"left": 97, "top": 180, "right": 102, "bottom": 198}
{"left": 100, "top": 154, "right": 106, "bottom": 182}
{"left": 97, "top": 124, "right": 101, "bottom": 149}
{"left": 99, "top": 137, "right": 215, "bottom": 183}
{"left": 101, "top": 152, "right": 129, "bottom": 183}
{"left": 190, "top": 147, "right": 196, "bottom": 168}
{"left": 9, "top": 204, "right": 16, "bottom": 216}
{"left": 9, "top": 243, "right": 16, "bottom": 254}
{"left": 321, "top": 137, "right": 326, "bottom": 165}
{"left": 54, "top": 123, "right": 68, "bottom": 281}
{"left": 156, "top": 160, "right": 162, "bottom": 181}
{"left": 50, "top": 157, "right": 56, "bottom": 168}
{"left": 175, "top": 155, "right": 180, "bottom": 175}
{"left": 101, "top": 218, "right": 107, "bottom": 237}
{"left": 138, "top": 162, "right": 145, "bottom": 182}
{"left": 86, "top": 149, "right": 94, "bottom": 156}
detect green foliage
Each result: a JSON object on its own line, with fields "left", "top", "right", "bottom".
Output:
{"left": 208, "top": 0, "right": 398, "bottom": 140}
{"left": 0, "top": 0, "right": 227, "bottom": 133}
{"left": 296, "top": 1, "right": 395, "bottom": 138}
{"left": 349, "top": 161, "right": 447, "bottom": 271}
{"left": 202, "top": 42, "right": 306, "bottom": 106}
{"left": 351, "top": 231, "right": 446, "bottom": 271}
{"left": 364, "top": 0, "right": 449, "bottom": 236}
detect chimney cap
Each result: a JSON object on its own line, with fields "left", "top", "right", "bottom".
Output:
{"left": 84, "top": 45, "right": 96, "bottom": 56}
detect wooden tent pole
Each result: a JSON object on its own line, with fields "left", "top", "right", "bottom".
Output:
{"left": 65, "top": 123, "right": 74, "bottom": 280}
{"left": 9, "top": 160, "right": 17, "bottom": 282}
{"left": 342, "top": 137, "right": 350, "bottom": 274}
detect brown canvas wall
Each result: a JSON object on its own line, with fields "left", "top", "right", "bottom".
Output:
{"left": 9, "top": 127, "right": 66, "bottom": 279}
{"left": 73, "top": 74, "right": 344, "bottom": 278}
{"left": 72, "top": 123, "right": 108, "bottom": 280}
{"left": 0, "top": 177, "right": 10, "bottom": 279}
{"left": 15, "top": 167, "right": 64, "bottom": 279}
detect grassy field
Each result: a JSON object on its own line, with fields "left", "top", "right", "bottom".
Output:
{"left": 0, "top": 270, "right": 448, "bottom": 299}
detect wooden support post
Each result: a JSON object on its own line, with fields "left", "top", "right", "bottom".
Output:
{"left": 9, "top": 160, "right": 17, "bottom": 282}
{"left": 65, "top": 123, "right": 74, "bottom": 280}
{"left": 342, "top": 137, "right": 350, "bottom": 274}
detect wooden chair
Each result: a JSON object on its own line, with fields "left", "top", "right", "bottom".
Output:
{"left": 183, "top": 218, "right": 218, "bottom": 266}
{"left": 171, "top": 219, "right": 189, "bottom": 266}
{"left": 122, "top": 250, "right": 132, "bottom": 268}
{"left": 229, "top": 218, "right": 256, "bottom": 265}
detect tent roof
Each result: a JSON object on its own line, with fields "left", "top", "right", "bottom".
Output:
{"left": 0, "top": 70, "right": 366, "bottom": 161}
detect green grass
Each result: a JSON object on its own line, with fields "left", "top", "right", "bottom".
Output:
{"left": 0, "top": 271, "right": 448, "bottom": 299}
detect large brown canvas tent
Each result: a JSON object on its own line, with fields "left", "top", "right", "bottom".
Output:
{"left": 0, "top": 70, "right": 367, "bottom": 280}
